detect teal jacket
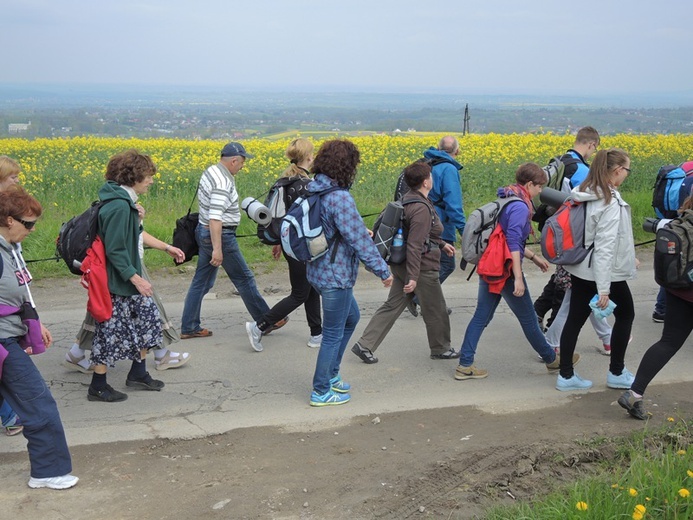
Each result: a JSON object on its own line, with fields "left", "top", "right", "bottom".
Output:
{"left": 97, "top": 181, "right": 142, "bottom": 296}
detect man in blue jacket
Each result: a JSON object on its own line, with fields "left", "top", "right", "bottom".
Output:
{"left": 408, "top": 136, "right": 465, "bottom": 317}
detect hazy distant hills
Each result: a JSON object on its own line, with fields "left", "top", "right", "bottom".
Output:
{"left": 1, "top": 84, "right": 691, "bottom": 137}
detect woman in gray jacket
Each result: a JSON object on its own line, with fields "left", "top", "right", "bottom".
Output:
{"left": 557, "top": 148, "right": 637, "bottom": 391}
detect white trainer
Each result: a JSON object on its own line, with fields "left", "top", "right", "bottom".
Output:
{"left": 28, "top": 474, "right": 79, "bottom": 490}
{"left": 307, "top": 334, "right": 322, "bottom": 348}
{"left": 245, "top": 322, "right": 263, "bottom": 352}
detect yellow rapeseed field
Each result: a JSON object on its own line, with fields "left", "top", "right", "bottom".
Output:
{"left": 3, "top": 133, "right": 692, "bottom": 275}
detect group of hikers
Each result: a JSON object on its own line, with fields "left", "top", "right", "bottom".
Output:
{"left": 1, "top": 126, "right": 692, "bottom": 490}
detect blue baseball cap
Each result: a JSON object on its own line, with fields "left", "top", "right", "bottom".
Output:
{"left": 221, "top": 142, "right": 254, "bottom": 159}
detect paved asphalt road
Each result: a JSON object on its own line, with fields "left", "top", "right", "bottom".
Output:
{"left": 2, "top": 257, "right": 689, "bottom": 454}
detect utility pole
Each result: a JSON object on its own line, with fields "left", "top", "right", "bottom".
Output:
{"left": 462, "top": 104, "right": 470, "bottom": 135}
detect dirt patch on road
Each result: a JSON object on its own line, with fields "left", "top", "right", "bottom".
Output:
{"left": 2, "top": 382, "right": 691, "bottom": 520}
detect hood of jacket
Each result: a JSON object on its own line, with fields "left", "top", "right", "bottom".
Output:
{"left": 423, "top": 148, "right": 463, "bottom": 171}
{"left": 569, "top": 187, "right": 602, "bottom": 203}
{"left": 307, "top": 173, "right": 342, "bottom": 193}
{"left": 98, "top": 180, "right": 137, "bottom": 206}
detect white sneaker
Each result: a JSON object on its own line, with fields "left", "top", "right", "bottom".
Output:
{"left": 245, "top": 322, "right": 263, "bottom": 352}
{"left": 28, "top": 474, "right": 79, "bottom": 490}
{"left": 307, "top": 334, "right": 322, "bottom": 348}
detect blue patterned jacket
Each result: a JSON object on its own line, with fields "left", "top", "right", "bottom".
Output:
{"left": 306, "top": 174, "right": 390, "bottom": 290}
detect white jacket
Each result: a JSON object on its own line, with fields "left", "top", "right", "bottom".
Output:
{"left": 564, "top": 186, "right": 636, "bottom": 295}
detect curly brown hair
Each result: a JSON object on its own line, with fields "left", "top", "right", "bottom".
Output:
{"left": 0, "top": 185, "right": 42, "bottom": 226}
{"left": 311, "top": 139, "right": 360, "bottom": 187}
{"left": 105, "top": 149, "right": 157, "bottom": 186}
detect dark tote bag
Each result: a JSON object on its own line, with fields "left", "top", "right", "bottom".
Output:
{"left": 172, "top": 186, "right": 199, "bottom": 264}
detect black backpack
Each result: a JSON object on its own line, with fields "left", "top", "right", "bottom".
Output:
{"left": 56, "top": 199, "right": 114, "bottom": 275}
{"left": 372, "top": 198, "right": 432, "bottom": 264}
{"left": 653, "top": 210, "right": 693, "bottom": 290}
{"left": 257, "top": 176, "right": 311, "bottom": 245}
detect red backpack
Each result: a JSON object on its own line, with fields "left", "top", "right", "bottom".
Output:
{"left": 541, "top": 199, "right": 594, "bottom": 265}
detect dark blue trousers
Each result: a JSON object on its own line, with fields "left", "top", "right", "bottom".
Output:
{"left": 0, "top": 337, "right": 72, "bottom": 478}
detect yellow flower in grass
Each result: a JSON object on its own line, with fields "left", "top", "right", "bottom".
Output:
{"left": 678, "top": 450, "right": 687, "bottom": 456}
{"left": 632, "top": 512, "right": 644, "bottom": 520}
{"left": 688, "top": 470, "right": 693, "bottom": 478}
{"left": 611, "top": 483, "right": 619, "bottom": 489}
{"left": 679, "top": 488, "right": 690, "bottom": 498}
{"left": 634, "top": 504, "right": 646, "bottom": 514}
{"left": 629, "top": 488, "right": 638, "bottom": 497}
{"left": 575, "top": 501, "right": 588, "bottom": 511}
{"left": 668, "top": 417, "right": 675, "bottom": 422}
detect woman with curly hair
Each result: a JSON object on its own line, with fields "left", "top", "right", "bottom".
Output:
{"left": 87, "top": 149, "right": 166, "bottom": 402}
{"left": 305, "top": 139, "right": 392, "bottom": 406}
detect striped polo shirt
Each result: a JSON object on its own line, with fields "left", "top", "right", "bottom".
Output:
{"left": 198, "top": 162, "right": 241, "bottom": 227}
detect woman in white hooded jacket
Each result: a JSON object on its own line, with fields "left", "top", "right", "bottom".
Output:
{"left": 556, "top": 148, "right": 637, "bottom": 391}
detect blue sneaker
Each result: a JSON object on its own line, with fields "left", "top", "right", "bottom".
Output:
{"left": 607, "top": 368, "right": 635, "bottom": 389}
{"left": 310, "top": 389, "right": 351, "bottom": 407}
{"left": 556, "top": 372, "right": 593, "bottom": 391}
{"left": 329, "top": 374, "right": 351, "bottom": 394}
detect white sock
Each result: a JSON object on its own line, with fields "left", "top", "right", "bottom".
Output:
{"left": 69, "top": 343, "right": 85, "bottom": 358}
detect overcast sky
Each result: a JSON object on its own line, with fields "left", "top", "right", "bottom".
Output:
{"left": 2, "top": 0, "right": 691, "bottom": 95}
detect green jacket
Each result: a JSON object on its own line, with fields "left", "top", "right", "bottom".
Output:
{"left": 97, "top": 181, "right": 142, "bottom": 296}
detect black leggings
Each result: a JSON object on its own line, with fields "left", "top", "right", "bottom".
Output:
{"left": 632, "top": 291, "right": 693, "bottom": 395}
{"left": 257, "top": 251, "right": 322, "bottom": 336}
{"left": 559, "top": 275, "right": 634, "bottom": 379}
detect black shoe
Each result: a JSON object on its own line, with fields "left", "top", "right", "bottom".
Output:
{"left": 618, "top": 391, "right": 647, "bottom": 420}
{"left": 406, "top": 301, "right": 419, "bottom": 317}
{"left": 126, "top": 372, "right": 165, "bottom": 391}
{"left": 351, "top": 343, "right": 378, "bottom": 364}
{"left": 88, "top": 384, "right": 128, "bottom": 402}
{"left": 652, "top": 311, "right": 665, "bottom": 323}
{"left": 430, "top": 348, "right": 461, "bottom": 360}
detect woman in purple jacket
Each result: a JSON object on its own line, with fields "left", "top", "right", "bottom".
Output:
{"left": 454, "top": 163, "right": 579, "bottom": 381}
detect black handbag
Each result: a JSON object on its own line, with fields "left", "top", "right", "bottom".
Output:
{"left": 172, "top": 186, "right": 199, "bottom": 264}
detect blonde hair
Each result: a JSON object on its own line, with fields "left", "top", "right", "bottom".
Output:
{"left": 579, "top": 148, "right": 629, "bottom": 204}
{"left": 281, "top": 138, "right": 314, "bottom": 178}
{"left": 0, "top": 156, "right": 21, "bottom": 183}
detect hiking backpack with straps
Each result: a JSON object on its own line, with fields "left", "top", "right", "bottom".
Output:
{"left": 257, "top": 176, "right": 311, "bottom": 246}
{"left": 652, "top": 161, "right": 693, "bottom": 219}
{"left": 372, "top": 198, "right": 432, "bottom": 264}
{"left": 280, "top": 186, "right": 344, "bottom": 263}
{"left": 540, "top": 198, "right": 594, "bottom": 265}
{"left": 532, "top": 152, "right": 581, "bottom": 230}
{"left": 461, "top": 195, "right": 522, "bottom": 266}
{"left": 653, "top": 209, "right": 693, "bottom": 290}
{"left": 56, "top": 199, "right": 115, "bottom": 275}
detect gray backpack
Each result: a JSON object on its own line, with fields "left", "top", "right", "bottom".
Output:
{"left": 461, "top": 195, "right": 522, "bottom": 265}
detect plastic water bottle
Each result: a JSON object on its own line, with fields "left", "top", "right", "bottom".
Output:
{"left": 390, "top": 228, "right": 406, "bottom": 264}
{"left": 392, "top": 228, "right": 404, "bottom": 248}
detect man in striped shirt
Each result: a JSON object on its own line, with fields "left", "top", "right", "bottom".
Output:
{"left": 180, "top": 142, "right": 271, "bottom": 339}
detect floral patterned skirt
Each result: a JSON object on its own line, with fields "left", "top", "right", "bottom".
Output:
{"left": 91, "top": 294, "right": 162, "bottom": 367}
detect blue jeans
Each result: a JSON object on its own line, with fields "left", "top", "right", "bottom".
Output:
{"left": 181, "top": 225, "right": 269, "bottom": 334}
{"left": 459, "top": 276, "right": 556, "bottom": 367}
{"left": 312, "top": 288, "right": 359, "bottom": 395}
{"left": 0, "top": 337, "right": 72, "bottom": 478}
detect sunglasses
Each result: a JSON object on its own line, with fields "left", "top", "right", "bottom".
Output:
{"left": 13, "top": 216, "right": 37, "bottom": 230}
